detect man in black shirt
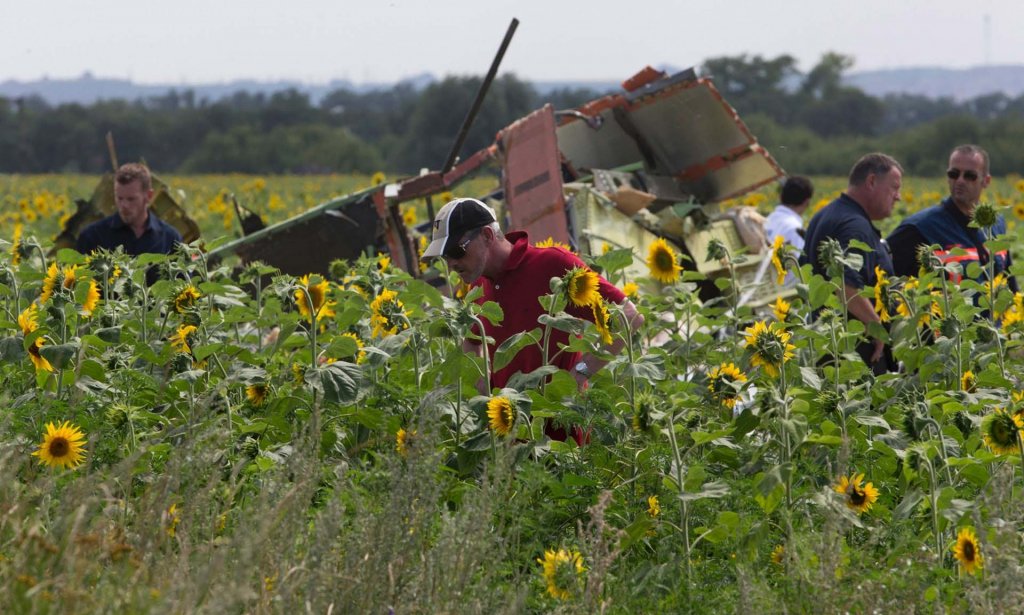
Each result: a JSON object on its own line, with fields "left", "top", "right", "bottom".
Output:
{"left": 802, "top": 153, "right": 903, "bottom": 373}
{"left": 887, "top": 144, "right": 1015, "bottom": 291}
{"left": 77, "top": 163, "right": 182, "bottom": 258}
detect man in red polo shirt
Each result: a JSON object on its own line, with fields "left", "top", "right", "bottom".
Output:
{"left": 421, "top": 198, "right": 643, "bottom": 393}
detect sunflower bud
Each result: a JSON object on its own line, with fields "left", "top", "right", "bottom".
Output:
{"left": 171, "top": 352, "right": 193, "bottom": 373}
{"left": 915, "top": 244, "right": 939, "bottom": 274}
{"left": 239, "top": 436, "right": 260, "bottom": 459}
{"left": 939, "top": 315, "right": 960, "bottom": 339}
{"left": 705, "top": 238, "right": 728, "bottom": 262}
{"left": 976, "top": 324, "right": 994, "bottom": 344}
{"left": 182, "top": 311, "right": 203, "bottom": 328}
{"left": 952, "top": 410, "right": 974, "bottom": 439}
{"left": 816, "top": 389, "right": 840, "bottom": 416}
{"left": 899, "top": 405, "right": 923, "bottom": 441}
{"left": 817, "top": 237, "right": 844, "bottom": 272}
{"left": 972, "top": 201, "right": 998, "bottom": 228}
{"left": 105, "top": 403, "right": 134, "bottom": 429}
{"left": 632, "top": 395, "right": 655, "bottom": 433}
{"left": 328, "top": 259, "right": 349, "bottom": 282}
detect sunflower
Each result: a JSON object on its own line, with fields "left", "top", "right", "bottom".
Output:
{"left": 981, "top": 409, "right": 1022, "bottom": 455}
{"left": 953, "top": 526, "right": 983, "bottom": 575}
{"left": 486, "top": 396, "right": 516, "bottom": 436}
{"left": 646, "top": 495, "right": 660, "bottom": 518}
{"left": 895, "top": 278, "right": 931, "bottom": 326}
{"left": 165, "top": 504, "right": 181, "bottom": 538}
{"left": 873, "top": 266, "right": 891, "bottom": 323}
{"left": 707, "top": 362, "right": 748, "bottom": 409}
{"left": 772, "top": 296, "right": 790, "bottom": 322}
{"left": 377, "top": 254, "right": 391, "bottom": 271}
{"left": 961, "top": 370, "right": 977, "bottom": 393}
{"left": 986, "top": 272, "right": 1007, "bottom": 297}
{"left": 537, "top": 548, "right": 585, "bottom": 600}
{"left": 621, "top": 282, "right": 638, "bottom": 298}
{"left": 246, "top": 383, "right": 269, "bottom": 406}
{"left": 401, "top": 206, "right": 417, "bottom": 227}
{"left": 81, "top": 279, "right": 100, "bottom": 317}
{"left": 28, "top": 337, "right": 54, "bottom": 373}
{"left": 590, "top": 299, "right": 613, "bottom": 344}
{"left": 834, "top": 473, "right": 879, "bottom": 514}
{"left": 291, "top": 362, "right": 306, "bottom": 386}
{"left": 40, "top": 263, "right": 78, "bottom": 304}
{"left": 1014, "top": 202, "right": 1024, "bottom": 221}
{"left": 339, "top": 332, "right": 367, "bottom": 363}
{"left": 743, "top": 321, "right": 795, "bottom": 378}
{"left": 371, "top": 171, "right": 386, "bottom": 186}
{"left": 601, "top": 242, "right": 612, "bottom": 254}
{"left": 10, "top": 223, "right": 23, "bottom": 266}
{"left": 646, "top": 238, "right": 682, "bottom": 284}
{"left": 565, "top": 267, "right": 601, "bottom": 307}
{"left": 396, "top": 428, "right": 415, "bottom": 457}
{"left": 770, "top": 235, "right": 787, "bottom": 284}
{"left": 771, "top": 544, "right": 785, "bottom": 566}
{"left": 295, "top": 274, "right": 335, "bottom": 323}
{"left": 173, "top": 284, "right": 201, "bottom": 314}
{"left": 1002, "top": 292, "right": 1024, "bottom": 330}
{"left": 31, "top": 421, "right": 87, "bottom": 469}
{"left": 369, "top": 288, "right": 409, "bottom": 338}
{"left": 170, "top": 324, "right": 198, "bottom": 354}
{"left": 18, "top": 303, "right": 39, "bottom": 336}
{"left": 535, "top": 237, "right": 573, "bottom": 251}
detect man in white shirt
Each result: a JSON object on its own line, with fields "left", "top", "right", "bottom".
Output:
{"left": 764, "top": 176, "right": 814, "bottom": 250}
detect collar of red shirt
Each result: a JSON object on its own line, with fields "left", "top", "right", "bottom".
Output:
{"left": 492, "top": 230, "right": 531, "bottom": 278}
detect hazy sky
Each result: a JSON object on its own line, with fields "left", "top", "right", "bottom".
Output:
{"left": 3, "top": 0, "right": 1020, "bottom": 84}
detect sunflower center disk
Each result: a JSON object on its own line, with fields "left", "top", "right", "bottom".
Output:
{"left": 49, "top": 438, "right": 70, "bottom": 457}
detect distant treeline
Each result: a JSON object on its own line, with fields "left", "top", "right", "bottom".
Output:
{"left": 3, "top": 53, "right": 1024, "bottom": 176}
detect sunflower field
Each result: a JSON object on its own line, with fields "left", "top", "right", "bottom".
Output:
{"left": 2, "top": 174, "right": 1024, "bottom": 613}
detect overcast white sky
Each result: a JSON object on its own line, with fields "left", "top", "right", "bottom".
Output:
{"left": 2, "top": 0, "right": 1020, "bottom": 84}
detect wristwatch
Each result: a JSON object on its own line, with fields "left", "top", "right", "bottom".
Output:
{"left": 574, "top": 360, "right": 590, "bottom": 377}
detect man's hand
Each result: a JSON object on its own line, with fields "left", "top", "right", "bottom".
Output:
{"left": 870, "top": 338, "right": 885, "bottom": 364}
{"left": 843, "top": 284, "right": 887, "bottom": 365}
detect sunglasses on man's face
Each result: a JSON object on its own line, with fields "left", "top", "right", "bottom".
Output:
{"left": 947, "top": 169, "right": 980, "bottom": 182}
{"left": 444, "top": 228, "right": 482, "bottom": 260}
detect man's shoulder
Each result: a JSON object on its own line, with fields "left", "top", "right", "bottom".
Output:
{"left": 522, "top": 243, "right": 583, "bottom": 268}
{"left": 150, "top": 214, "right": 183, "bottom": 240}
{"left": 82, "top": 213, "right": 120, "bottom": 231}
{"left": 765, "top": 207, "right": 800, "bottom": 228}
{"left": 897, "top": 203, "right": 945, "bottom": 227}
{"left": 77, "top": 214, "right": 120, "bottom": 246}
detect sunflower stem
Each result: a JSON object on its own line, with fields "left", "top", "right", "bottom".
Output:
{"left": 304, "top": 281, "right": 318, "bottom": 370}
{"left": 665, "top": 407, "right": 692, "bottom": 591}
{"left": 468, "top": 313, "right": 492, "bottom": 392}
{"left": 780, "top": 364, "right": 793, "bottom": 510}
{"left": 537, "top": 292, "right": 559, "bottom": 396}
{"left": 615, "top": 306, "right": 639, "bottom": 417}
{"left": 1017, "top": 429, "right": 1024, "bottom": 487}
{"left": 925, "top": 417, "right": 954, "bottom": 485}
{"left": 924, "top": 456, "right": 943, "bottom": 562}
{"left": 254, "top": 273, "right": 263, "bottom": 351}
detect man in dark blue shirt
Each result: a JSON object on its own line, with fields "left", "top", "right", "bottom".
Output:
{"left": 887, "top": 144, "right": 1015, "bottom": 291}
{"left": 77, "top": 163, "right": 182, "bottom": 282}
{"left": 802, "top": 153, "right": 903, "bottom": 373}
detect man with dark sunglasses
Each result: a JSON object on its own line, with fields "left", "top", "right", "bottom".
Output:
{"left": 421, "top": 197, "right": 644, "bottom": 444}
{"left": 887, "top": 145, "right": 1015, "bottom": 291}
